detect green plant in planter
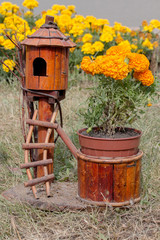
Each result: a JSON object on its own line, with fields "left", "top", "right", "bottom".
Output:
{"left": 80, "top": 41, "right": 157, "bottom": 135}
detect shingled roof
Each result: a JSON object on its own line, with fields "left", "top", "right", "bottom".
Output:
{"left": 21, "top": 15, "right": 76, "bottom": 48}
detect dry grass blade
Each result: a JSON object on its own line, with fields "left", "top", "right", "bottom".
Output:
{"left": 11, "top": 216, "right": 22, "bottom": 240}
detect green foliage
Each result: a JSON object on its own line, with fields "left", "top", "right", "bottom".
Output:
{"left": 23, "top": 13, "right": 41, "bottom": 29}
{"left": 80, "top": 74, "right": 158, "bottom": 134}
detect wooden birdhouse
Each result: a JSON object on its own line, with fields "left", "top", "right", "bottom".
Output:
{"left": 21, "top": 15, "right": 76, "bottom": 91}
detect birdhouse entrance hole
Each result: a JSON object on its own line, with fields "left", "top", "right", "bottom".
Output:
{"left": 33, "top": 57, "right": 47, "bottom": 76}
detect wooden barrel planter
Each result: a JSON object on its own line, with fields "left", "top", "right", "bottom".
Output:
{"left": 77, "top": 127, "right": 143, "bottom": 206}
{"left": 77, "top": 150, "right": 143, "bottom": 206}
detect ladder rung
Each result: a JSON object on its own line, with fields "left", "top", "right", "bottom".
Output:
{"left": 24, "top": 174, "right": 54, "bottom": 187}
{"left": 20, "top": 159, "right": 53, "bottom": 169}
{"left": 22, "top": 143, "right": 55, "bottom": 150}
{"left": 26, "top": 119, "right": 58, "bottom": 129}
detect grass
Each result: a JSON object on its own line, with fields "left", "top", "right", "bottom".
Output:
{"left": 0, "top": 74, "right": 160, "bottom": 240}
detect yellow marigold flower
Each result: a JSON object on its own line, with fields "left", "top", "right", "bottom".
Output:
{"left": 76, "top": 37, "right": 82, "bottom": 43}
{"left": 24, "top": 11, "right": 33, "bottom": 17}
{"left": 82, "top": 33, "right": 93, "bottom": 43}
{"left": 150, "top": 19, "right": 160, "bottom": 29}
{"left": 12, "top": 4, "right": 20, "bottom": 13}
{"left": 100, "top": 55, "right": 129, "bottom": 80}
{"left": 100, "top": 32, "right": 113, "bottom": 43}
{"left": 4, "top": 14, "right": 30, "bottom": 34}
{"left": 102, "top": 25, "right": 115, "bottom": 35}
{"left": 142, "top": 38, "right": 153, "bottom": 50}
{"left": 137, "top": 49, "right": 143, "bottom": 53}
{"left": 61, "top": 9, "right": 72, "bottom": 16}
{"left": 1, "top": 2, "right": 12, "bottom": 11}
{"left": 45, "top": 9, "right": 58, "bottom": 17}
{"left": 153, "top": 41, "right": 159, "bottom": 48}
{"left": 52, "top": 4, "right": 66, "bottom": 12}
{"left": 2, "top": 59, "right": 16, "bottom": 72}
{"left": 2, "top": 39, "right": 15, "bottom": 50}
{"left": 0, "top": 36, "right": 5, "bottom": 45}
{"left": 114, "top": 22, "right": 123, "bottom": 32}
{"left": 70, "top": 47, "right": 75, "bottom": 53}
{"left": 119, "top": 40, "right": 131, "bottom": 51}
{"left": 133, "top": 70, "right": 154, "bottom": 86}
{"left": 127, "top": 53, "right": 149, "bottom": 72}
{"left": 0, "top": 23, "right": 5, "bottom": 34}
{"left": 67, "top": 5, "right": 76, "bottom": 13}
{"left": 81, "top": 42, "right": 95, "bottom": 55}
{"left": 69, "top": 23, "right": 84, "bottom": 37}
{"left": 93, "top": 19, "right": 110, "bottom": 27}
{"left": 85, "top": 16, "right": 97, "bottom": 23}
{"left": 131, "top": 44, "right": 138, "bottom": 50}
{"left": 73, "top": 15, "right": 85, "bottom": 23}
{"left": 76, "top": 64, "right": 80, "bottom": 70}
{"left": 143, "top": 25, "right": 153, "bottom": 32}
{"left": 22, "top": 0, "right": 39, "bottom": 10}
{"left": 35, "top": 18, "right": 45, "bottom": 29}
{"left": 92, "top": 41, "right": 104, "bottom": 52}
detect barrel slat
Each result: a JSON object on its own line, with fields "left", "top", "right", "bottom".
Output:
{"left": 126, "top": 161, "right": 137, "bottom": 201}
{"left": 114, "top": 164, "right": 127, "bottom": 203}
{"left": 78, "top": 159, "right": 86, "bottom": 199}
{"left": 98, "top": 164, "right": 113, "bottom": 202}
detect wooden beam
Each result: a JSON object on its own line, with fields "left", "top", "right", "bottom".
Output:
{"left": 20, "top": 159, "right": 53, "bottom": 169}
{"left": 24, "top": 174, "right": 54, "bottom": 187}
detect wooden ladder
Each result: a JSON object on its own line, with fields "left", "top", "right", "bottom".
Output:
{"left": 20, "top": 105, "right": 59, "bottom": 199}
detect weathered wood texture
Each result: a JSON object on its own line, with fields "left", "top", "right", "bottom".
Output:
{"left": 20, "top": 159, "right": 53, "bottom": 169}
{"left": 24, "top": 174, "right": 54, "bottom": 187}
{"left": 24, "top": 110, "right": 38, "bottom": 199}
{"left": 77, "top": 151, "right": 143, "bottom": 205}
{"left": 37, "top": 98, "right": 54, "bottom": 178}
{"left": 25, "top": 46, "right": 69, "bottom": 90}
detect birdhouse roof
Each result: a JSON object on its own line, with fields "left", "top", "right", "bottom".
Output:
{"left": 21, "top": 15, "right": 76, "bottom": 48}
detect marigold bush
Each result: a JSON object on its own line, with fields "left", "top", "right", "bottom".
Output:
{"left": 80, "top": 45, "right": 157, "bottom": 134}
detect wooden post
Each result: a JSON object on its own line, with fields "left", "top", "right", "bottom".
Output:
{"left": 37, "top": 98, "right": 54, "bottom": 178}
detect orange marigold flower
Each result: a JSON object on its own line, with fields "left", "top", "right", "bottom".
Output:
{"left": 133, "top": 70, "right": 154, "bottom": 86}
{"left": 153, "top": 41, "right": 159, "bottom": 48}
{"left": 100, "top": 55, "right": 129, "bottom": 80}
{"left": 142, "top": 20, "right": 148, "bottom": 27}
{"left": 127, "top": 53, "right": 150, "bottom": 72}
{"left": 106, "top": 44, "right": 131, "bottom": 59}
{"left": 115, "top": 34, "right": 123, "bottom": 44}
{"left": 147, "top": 103, "right": 152, "bottom": 107}
{"left": 139, "top": 32, "right": 145, "bottom": 40}
{"left": 131, "top": 30, "right": 137, "bottom": 37}
{"left": 81, "top": 56, "right": 96, "bottom": 75}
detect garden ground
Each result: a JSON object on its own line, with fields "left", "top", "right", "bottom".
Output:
{"left": 0, "top": 74, "right": 160, "bottom": 240}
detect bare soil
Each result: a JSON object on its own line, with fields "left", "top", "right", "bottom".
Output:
{"left": 82, "top": 127, "right": 140, "bottom": 139}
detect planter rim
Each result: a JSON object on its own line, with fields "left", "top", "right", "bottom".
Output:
{"left": 77, "top": 127, "right": 142, "bottom": 141}
{"left": 77, "top": 149, "right": 143, "bottom": 163}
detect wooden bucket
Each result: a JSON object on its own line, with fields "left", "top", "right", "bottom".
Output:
{"left": 77, "top": 150, "right": 143, "bottom": 207}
